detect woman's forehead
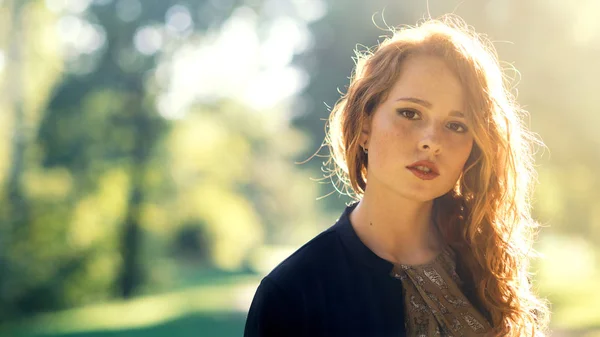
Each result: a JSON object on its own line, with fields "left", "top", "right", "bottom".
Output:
{"left": 385, "top": 55, "right": 466, "bottom": 113}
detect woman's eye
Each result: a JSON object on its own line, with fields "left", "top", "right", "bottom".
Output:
{"left": 447, "top": 122, "right": 468, "bottom": 133}
{"left": 397, "top": 109, "right": 420, "bottom": 120}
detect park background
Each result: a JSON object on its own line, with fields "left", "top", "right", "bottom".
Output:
{"left": 0, "top": 0, "right": 599, "bottom": 336}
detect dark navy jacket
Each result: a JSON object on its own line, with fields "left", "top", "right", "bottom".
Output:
{"left": 244, "top": 203, "right": 407, "bottom": 337}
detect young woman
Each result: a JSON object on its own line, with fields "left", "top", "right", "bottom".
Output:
{"left": 244, "top": 15, "right": 549, "bottom": 337}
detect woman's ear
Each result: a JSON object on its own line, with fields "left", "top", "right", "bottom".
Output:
{"left": 359, "top": 117, "right": 371, "bottom": 150}
{"left": 359, "top": 117, "right": 371, "bottom": 151}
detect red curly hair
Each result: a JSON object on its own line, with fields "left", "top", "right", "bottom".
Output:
{"left": 324, "top": 15, "right": 549, "bottom": 336}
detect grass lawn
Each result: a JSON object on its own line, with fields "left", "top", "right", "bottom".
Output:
{"left": 21, "top": 313, "right": 247, "bottom": 337}
{"left": 1, "top": 261, "right": 600, "bottom": 337}
{"left": 540, "top": 276, "right": 600, "bottom": 331}
{"left": 0, "top": 273, "right": 261, "bottom": 337}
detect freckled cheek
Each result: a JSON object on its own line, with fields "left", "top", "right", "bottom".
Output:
{"left": 444, "top": 137, "right": 474, "bottom": 168}
{"left": 388, "top": 122, "right": 416, "bottom": 143}
{"left": 370, "top": 127, "right": 411, "bottom": 168}
{"left": 373, "top": 118, "right": 407, "bottom": 144}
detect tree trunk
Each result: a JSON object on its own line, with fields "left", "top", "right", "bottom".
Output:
{"left": 116, "top": 89, "right": 155, "bottom": 298}
{"left": 0, "top": 0, "right": 31, "bottom": 318}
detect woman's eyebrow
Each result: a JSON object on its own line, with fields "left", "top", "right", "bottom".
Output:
{"left": 395, "top": 97, "right": 465, "bottom": 118}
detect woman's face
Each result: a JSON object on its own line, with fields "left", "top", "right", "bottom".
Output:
{"left": 360, "top": 54, "right": 474, "bottom": 202}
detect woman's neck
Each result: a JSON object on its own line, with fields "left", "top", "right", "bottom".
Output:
{"left": 349, "top": 186, "right": 443, "bottom": 266}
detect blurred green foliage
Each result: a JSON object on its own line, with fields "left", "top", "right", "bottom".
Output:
{"left": 0, "top": 0, "right": 326, "bottom": 322}
{"left": 0, "top": 0, "right": 599, "bottom": 336}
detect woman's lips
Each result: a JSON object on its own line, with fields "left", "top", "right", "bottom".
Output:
{"left": 407, "top": 167, "right": 440, "bottom": 180}
{"left": 406, "top": 160, "right": 440, "bottom": 180}
{"left": 407, "top": 160, "right": 439, "bottom": 174}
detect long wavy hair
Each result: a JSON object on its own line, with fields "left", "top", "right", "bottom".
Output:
{"left": 324, "top": 15, "right": 549, "bottom": 336}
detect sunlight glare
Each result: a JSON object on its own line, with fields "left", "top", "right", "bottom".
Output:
{"left": 57, "top": 16, "right": 106, "bottom": 57}
{"left": 157, "top": 5, "right": 313, "bottom": 118}
{"left": 65, "top": 0, "right": 93, "bottom": 14}
{"left": 134, "top": 26, "right": 163, "bottom": 55}
{"left": 45, "top": 0, "right": 67, "bottom": 13}
{"left": 0, "top": 50, "right": 5, "bottom": 74}
{"left": 571, "top": 2, "right": 600, "bottom": 46}
{"left": 166, "top": 5, "right": 193, "bottom": 35}
{"left": 291, "top": 0, "right": 326, "bottom": 22}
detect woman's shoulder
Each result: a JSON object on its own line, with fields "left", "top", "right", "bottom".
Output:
{"left": 258, "top": 203, "right": 360, "bottom": 295}
{"left": 265, "top": 221, "right": 346, "bottom": 288}
{"left": 244, "top": 222, "right": 347, "bottom": 337}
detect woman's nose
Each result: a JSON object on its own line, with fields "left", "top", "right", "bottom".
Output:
{"left": 417, "top": 129, "right": 442, "bottom": 155}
